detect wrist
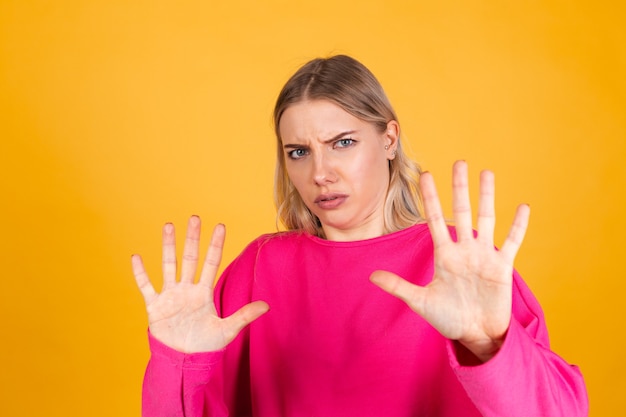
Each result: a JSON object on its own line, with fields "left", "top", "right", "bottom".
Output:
{"left": 455, "top": 333, "right": 506, "bottom": 365}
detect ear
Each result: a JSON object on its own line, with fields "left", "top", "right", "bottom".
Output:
{"left": 384, "top": 120, "right": 400, "bottom": 160}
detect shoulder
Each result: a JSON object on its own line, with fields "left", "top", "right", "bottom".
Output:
{"left": 221, "top": 230, "right": 308, "bottom": 273}
{"left": 214, "top": 232, "right": 306, "bottom": 310}
{"left": 242, "top": 230, "right": 309, "bottom": 255}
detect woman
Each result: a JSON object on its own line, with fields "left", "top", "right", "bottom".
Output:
{"left": 132, "top": 55, "right": 588, "bottom": 416}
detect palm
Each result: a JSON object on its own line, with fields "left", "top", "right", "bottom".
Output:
{"left": 145, "top": 282, "right": 228, "bottom": 351}
{"left": 423, "top": 239, "right": 513, "bottom": 344}
{"left": 371, "top": 161, "right": 530, "bottom": 362}
{"left": 132, "top": 218, "right": 269, "bottom": 353}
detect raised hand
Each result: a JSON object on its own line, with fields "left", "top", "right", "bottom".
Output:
{"left": 132, "top": 216, "right": 269, "bottom": 353}
{"left": 371, "top": 161, "right": 530, "bottom": 362}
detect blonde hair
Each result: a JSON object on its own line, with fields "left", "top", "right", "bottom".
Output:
{"left": 273, "top": 55, "right": 423, "bottom": 237}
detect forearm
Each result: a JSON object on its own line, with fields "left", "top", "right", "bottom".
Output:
{"left": 449, "top": 319, "right": 588, "bottom": 417}
{"left": 143, "top": 331, "right": 227, "bottom": 417}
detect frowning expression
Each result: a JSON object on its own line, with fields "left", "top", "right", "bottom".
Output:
{"left": 279, "top": 100, "right": 398, "bottom": 241}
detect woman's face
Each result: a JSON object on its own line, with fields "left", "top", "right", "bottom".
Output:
{"left": 279, "top": 99, "right": 398, "bottom": 241}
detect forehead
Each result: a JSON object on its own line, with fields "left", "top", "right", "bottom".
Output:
{"left": 279, "top": 100, "right": 370, "bottom": 141}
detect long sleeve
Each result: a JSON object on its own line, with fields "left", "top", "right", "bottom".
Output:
{"left": 139, "top": 227, "right": 588, "bottom": 416}
{"left": 142, "top": 332, "right": 228, "bottom": 417}
{"left": 448, "top": 272, "right": 589, "bottom": 416}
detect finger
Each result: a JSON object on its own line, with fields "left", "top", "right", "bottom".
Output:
{"left": 499, "top": 204, "right": 530, "bottom": 264}
{"left": 476, "top": 170, "right": 495, "bottom": 246}
{"left": 221, "top": 300, "right": 270, "bottom": 344}
{"left": 180, "top": 215, "right": 201, "bottom": 284}
{"left": 370, "top": 270, "right": 428, "bottom": 317}
{"left": 420, "top": 171, "right": 451, "bottom": 248}
{"left": 451, "top": 160, "right": 473, "bottom": 241}
{"left": 199, "top": 223, "right": 226, "bottom": 287}
{"left": 162, "top": 223, "right": 177, "bottom": 288}
{"left": 131, "top": 254, "right": 158, "bottom": 305}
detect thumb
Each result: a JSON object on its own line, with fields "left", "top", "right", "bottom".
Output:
{"left": 221, "top": 300, "right": 270, "bottom": 344}
{"left": 370, "top": 270, "right": 427, "bottom": 315}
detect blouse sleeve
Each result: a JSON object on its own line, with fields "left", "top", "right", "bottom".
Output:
{"left": 448, "top": 271, "right": 589, "bottom": 416}
{"left": 142, "top": 332, "right": 229, "bottom": 417}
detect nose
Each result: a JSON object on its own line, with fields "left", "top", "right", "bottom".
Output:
{"left": 312, "top": 153, "right": 336, "bottom": 186}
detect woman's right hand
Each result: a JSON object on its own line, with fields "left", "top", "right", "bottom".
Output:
{"left": 132, "top": 216, "right": 270, "bottom": 353}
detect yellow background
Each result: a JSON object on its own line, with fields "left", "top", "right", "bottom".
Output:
{"left": 1, "top": 1, "right": 624, "bottom": 415}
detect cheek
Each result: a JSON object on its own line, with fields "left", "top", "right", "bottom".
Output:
{"left": 351, "top": 149, "right": 389, "bottom": 187}
{"left": 285, "top": 163, "right": 308, "bottom": 191}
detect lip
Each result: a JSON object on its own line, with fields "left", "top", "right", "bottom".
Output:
{"left": 314, "top": 193, "right": 348, "bottom": 209}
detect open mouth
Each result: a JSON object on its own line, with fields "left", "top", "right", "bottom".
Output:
{"left": 314, "top": 194, "right": 348, "bottom": 208}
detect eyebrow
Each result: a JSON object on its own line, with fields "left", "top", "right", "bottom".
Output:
{"left": 283, "top": 130, "right": 357, "bottom": 149}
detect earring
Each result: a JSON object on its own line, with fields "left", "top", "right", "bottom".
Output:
{"left": 384, "top": 145, "right": 389, "bottom": 150}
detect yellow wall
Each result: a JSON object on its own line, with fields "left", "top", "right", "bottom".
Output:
{"left": 1, "top": 1, "right": 623, "bottom": 415}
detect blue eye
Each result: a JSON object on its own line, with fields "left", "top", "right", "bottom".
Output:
{"left": 335, "top": 138, "right": 355, "bottom": 148}
{"left": 288, "top": 148, "right": 308, "bottom": 160}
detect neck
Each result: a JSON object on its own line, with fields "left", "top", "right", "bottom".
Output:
{"left": 322, "top": 219, "right": 385, "bottom": 242}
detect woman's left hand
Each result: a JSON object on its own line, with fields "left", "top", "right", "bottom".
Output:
{"left": 371, "top": 160, "right": 530, "bottom": 363}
